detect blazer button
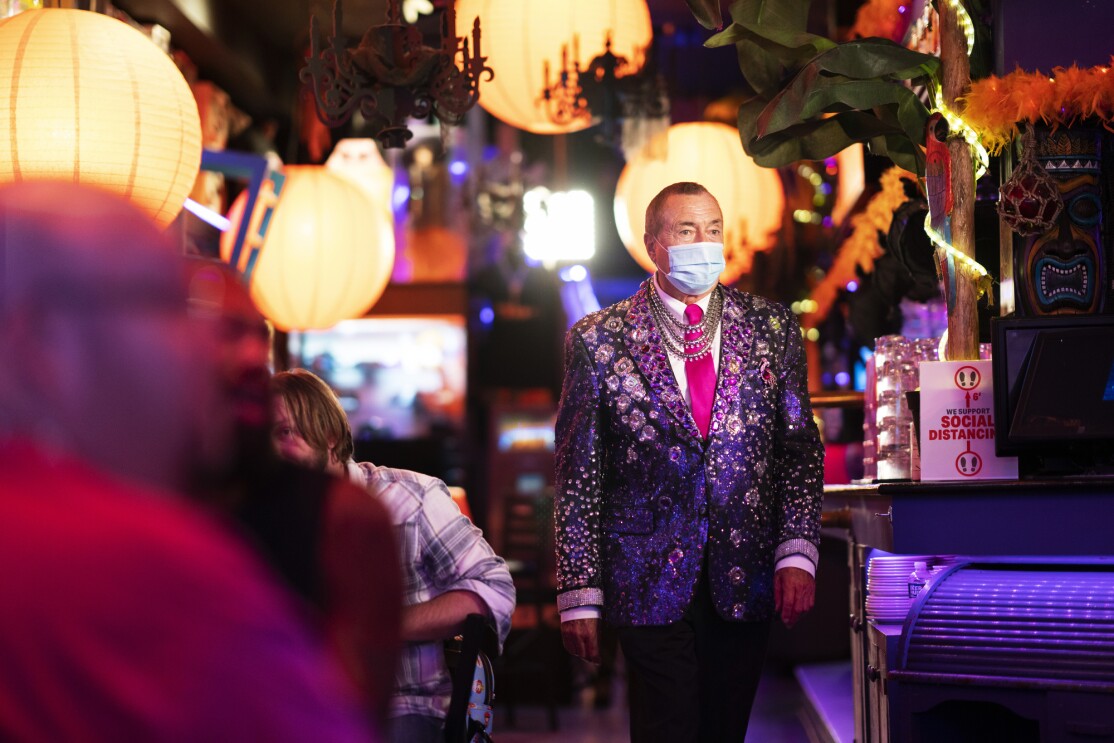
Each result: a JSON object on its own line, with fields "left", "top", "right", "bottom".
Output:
{"left": 729, "top": 566, "right": 746, "bottom": 585}
{"left": 658, "top": 496, "right": 673, "bottom": 509}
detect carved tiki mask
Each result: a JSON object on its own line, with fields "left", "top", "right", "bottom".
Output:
{"left": 1015, "top": 127, "right": 1107, "bottom": 316}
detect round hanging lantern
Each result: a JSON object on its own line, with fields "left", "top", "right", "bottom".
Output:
{"left": 455, "top": 0, "right": 652, "bottom": 134}
{"left": 0, "top": 9, "right": 202, "bottom": 228}
{"left": 614, "top": 122, "right": 785, "bottom": 284}
{"left": 222, "top": 166, "right": 395, "bottom": 331}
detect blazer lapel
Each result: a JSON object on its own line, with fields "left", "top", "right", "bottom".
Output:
{"left": 709, "top": 290, "right": 756, "bottom": 443}
{"left": 623, "top": 281, "right": 702, "bottom": 440}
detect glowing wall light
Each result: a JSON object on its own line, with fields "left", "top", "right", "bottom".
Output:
{"left": 522, "top": 187, "right": 595, "bottom": 266}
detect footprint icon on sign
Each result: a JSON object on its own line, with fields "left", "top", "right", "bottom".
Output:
{"left": 954, "top": 366, "right": 981, "bottom": 390}
{"left": 956, "top": 451, "right": 982, "bottom": 477}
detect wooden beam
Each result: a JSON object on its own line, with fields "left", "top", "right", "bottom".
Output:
{"left": 940, "top": 2, "right": 979, "bottom": 361}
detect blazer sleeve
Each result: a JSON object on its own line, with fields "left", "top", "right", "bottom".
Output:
{"left": 771, "top": 308, "right": 824, "bottom": 568}
{"left": 553, "top": 327, "right": 605, "bottom": 611}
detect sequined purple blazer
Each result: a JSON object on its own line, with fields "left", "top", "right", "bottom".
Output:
{"left": 554, "top": 280, "right": 823, "bottom": 626}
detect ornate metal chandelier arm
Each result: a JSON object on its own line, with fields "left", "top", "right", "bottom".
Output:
{"left": 386, "top": 0, "right": 402, "bottom": 24}
{"left": 301, "top": 6, "right": 374, "bottom": 127}
{"left": 540, "top": 38, "right": 591, "bottom": 127}
{"left": 460, "top": 18, "right": 494, "bottom": 91}
{"left": 433, "top": 17, "right": 493, "bottom": 123}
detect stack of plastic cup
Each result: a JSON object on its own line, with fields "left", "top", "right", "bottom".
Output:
{"left": 862, "top": 354, "right": 877, "bottom": 482}
{"left": 874, "top": 335, "right": 914, "bottom": 480}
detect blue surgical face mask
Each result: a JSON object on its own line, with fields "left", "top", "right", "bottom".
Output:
{"left": 656, "top": 240, "right": 725, "bottom": 296}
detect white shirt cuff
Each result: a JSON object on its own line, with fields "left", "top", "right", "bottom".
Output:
{"left": 776, "top": 554, "right": 816, "bottom": 577}
{"left": 560, "top": 606, "right": 601, "bottom": 623}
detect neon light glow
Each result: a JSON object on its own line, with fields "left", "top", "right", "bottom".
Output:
{"left": 522, "top": 187, "right": 596, "bottom": 266}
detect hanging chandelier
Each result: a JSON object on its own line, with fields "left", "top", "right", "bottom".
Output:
{"left": 539, "top": 32, "right": 668, "bottom": 151}
{"left": 300, "top": 0, "right": 492, "bottom": 149}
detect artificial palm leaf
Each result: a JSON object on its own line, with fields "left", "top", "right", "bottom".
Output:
{"left": 688, "top": 0, "right": 940, "bottom": 175}
{"left": 685, "top": 0, "right": 723, "bottom": 30}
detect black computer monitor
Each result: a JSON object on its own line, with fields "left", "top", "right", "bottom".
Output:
{"left": 992, "top": 314, "right": 1114, "bottom": 472}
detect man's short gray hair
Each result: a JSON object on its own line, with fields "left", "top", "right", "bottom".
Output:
{"left": 644, "top": 182, "right": 715, "bottom": 237}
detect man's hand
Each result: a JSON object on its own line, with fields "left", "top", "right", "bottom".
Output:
{"left": 560, "top": 618, "right": 601, "bottom": 664}
{"left": 774, "top": 567, "right": 815, "bottom": 628}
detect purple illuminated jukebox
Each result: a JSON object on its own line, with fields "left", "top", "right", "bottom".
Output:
{"left": 1011, "top": 125, "right": 1112, "bottom": 316}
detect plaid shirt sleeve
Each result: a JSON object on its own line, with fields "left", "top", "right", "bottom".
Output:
{"left": 413, "top": 478, "right": 517, "bottom": 649}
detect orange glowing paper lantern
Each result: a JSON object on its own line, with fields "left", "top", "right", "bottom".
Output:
{"left": 614, "top": 122, "right": 785, "bottom": 284}
{"left": 0, "top": 9, "right": 202, "bottom": 228}
{"left": 222, "top": 166, "right": 395, "bottom": 331}
{"left": 455, "top": 0, "right": 652, "bottom": 134}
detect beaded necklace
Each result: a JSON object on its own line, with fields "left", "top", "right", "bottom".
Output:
{"left": 646, "top": 282, "right": 724, "bottom": 361}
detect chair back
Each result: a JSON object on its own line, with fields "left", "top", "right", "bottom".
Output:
{"left": 444, "top": 613, "right": 499, "bottom": 743}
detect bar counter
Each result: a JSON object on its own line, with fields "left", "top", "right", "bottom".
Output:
{"left": 821, "top": 478, "right": 1114, "bottom": 743}
{"left": 824, "top": 478, "right": 1114, "bottom": 556}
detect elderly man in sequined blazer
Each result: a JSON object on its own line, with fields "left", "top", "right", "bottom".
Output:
{"left": 554, "top": 182, "right": 824, "bottom": 742}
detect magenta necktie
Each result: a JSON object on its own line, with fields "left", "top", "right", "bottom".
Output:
{"left": 684, "top": 303, "right": 716, "bottom": 439}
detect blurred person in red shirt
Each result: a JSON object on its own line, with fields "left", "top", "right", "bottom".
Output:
{"left": 0, "top": 182, "right": 373, "bottom": 743}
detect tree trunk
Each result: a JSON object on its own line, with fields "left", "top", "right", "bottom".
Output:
{"left": 940, "top": 2, "right": 979, "bottom": 361}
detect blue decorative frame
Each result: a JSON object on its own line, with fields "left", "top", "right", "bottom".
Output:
{"left": 198, "top": 149, "right": 287, "bottom": 283}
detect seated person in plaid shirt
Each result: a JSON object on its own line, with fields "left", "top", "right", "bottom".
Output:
{"left": 269, "top": 369, "right": 516, "bottom": 743}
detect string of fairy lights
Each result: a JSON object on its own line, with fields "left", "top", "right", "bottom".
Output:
{"left": 943, "top": 0, "right": 976, "bottom": 55}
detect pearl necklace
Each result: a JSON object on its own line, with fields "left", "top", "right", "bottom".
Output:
{"left": 646, "top": 283, "right": 724, "bottom": 361}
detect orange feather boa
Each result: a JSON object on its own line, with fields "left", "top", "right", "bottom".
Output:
{"left": 962, "top": 61, "right": 1114, "bottom": 154}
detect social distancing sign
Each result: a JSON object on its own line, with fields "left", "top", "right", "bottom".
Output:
{"left": 920, "top": 360, "right": 1018, "bottom": 481}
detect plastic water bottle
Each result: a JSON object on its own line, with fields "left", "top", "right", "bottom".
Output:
{"left": 907, "top": 561, "right": 929, "bottom": 599}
